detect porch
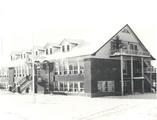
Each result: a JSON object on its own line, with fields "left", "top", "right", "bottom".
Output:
{"left": 110, "top": 50, "right": 156, "bottom": 95}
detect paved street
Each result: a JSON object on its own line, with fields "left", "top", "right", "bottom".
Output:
{"left": 0, "top": 91, "right": 157, "bottom": 120}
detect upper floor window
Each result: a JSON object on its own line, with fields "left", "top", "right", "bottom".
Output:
{"left": 130, "top": 44, "right": 138, "bottom": 51}
{"left": 67, "top": 45, "right": 70, "bottom": 51}
{"left": 23, "top": 54, "right": 25, "bottom": 58}
{"left": 50, "top": 48, "right": 52, "bottom": 54}
{"left": 62, "top": 46, "right": 65, "bottom": 52}
{"left": 11, "top": 56, "right": 13, "bottom": 61}
{"left": 46, "top": 49, "right": 48, "bottom": 55}
{"left": 134, "top": 45, "right": 137, "bottom": 51}
{"left": 36, "top": 51, "right": 38, "bottom": 55}
{"left": 130, "top": 44, "right": 133, "bottom": 50}
{"left": 123, "top": 60, "right": 128, "bottom": 75}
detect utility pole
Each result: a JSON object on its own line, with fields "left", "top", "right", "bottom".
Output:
{"left": 32, "top": 32, "right": 35, "bottom": 94}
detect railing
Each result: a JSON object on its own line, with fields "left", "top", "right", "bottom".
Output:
{"left": 111, "top": 49, "right": 150, "bottom": 57}
{"left": 144, "top": 60, "right": 156, "bottom": 73}
{"left": 144, "top": 74, "right": 152, "bottom": 85}
{"left": 20, "top": 81, "right": 32, "bottom": 93}
{"left": 16, "top": 76, "right": 27, "bottom": 86}
{"left": 144, "top": 74, "right": 156, "bottom": 91}
{"left": 144, "top": 67, "right": 156, "bottom": 73}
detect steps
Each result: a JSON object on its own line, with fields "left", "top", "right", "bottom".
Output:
{"left": 10, "top": 76, "right": 32, "bottom": 93}
{"left": 20, "top": 80, "right": 32, "bottom": 93}
{"left": 144, "top": 74, "right": 156, "bottom": 92}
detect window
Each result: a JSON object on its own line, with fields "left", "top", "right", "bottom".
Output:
{"left": 67, "top": 45, "right": 70, "bottom": 51}
{"left": 68, "top": 61, "right": 78, "bottom": 74}
{"left": 55, "top": 62, "right": 60, "bottom": 75}
{"left": 79, "top": 61, "right": 84, "bottom": 74}
{"left": 55, "top": 60, "right": 83, "bottom": 75}
{"left": 130, "top": 44, "right": 138, "bottom": 51}
{"left": 11, "top": 56, "right": 13, "bottom": 60}
{"left": 97, "top": 81, "right": 114, "bottom": 93}
{"left": 69, "top": 82, "right": 73, "bottom": 92}
{"left": 46, "top": 49, "right": 48, "bottom": 55}
{"left": 108, "top": 81, "right": 115, "bottom": 92}
{"left": 69, "top": 65, "right": 73, "bottom": 74}
{"left": 111, "top": 41, "right": 117, "bottom": 50}
{"left": 54, "top": 82, "right": 58, "bottom": 91}
{"left": 62, "top": 46, "right": 65, "bottom": 52}
{"left": 23, "top": 54, "right": 25, "bottom": 58}
{"left": 80, "top": 82, "right": 84, "bottom": 92}
{"left": 64, "top": 82, "right": 68, "bottom": 91}
{"left": 36, "top": 51, "right": 38, "bottom": 55}
{"left": 134, "top": 45, "right": 137, "bottom": 51}
{"left": 50, "top": 48, "right": 52, "bottom": 54}
{"left": 130, "top": 44, "right": 134, "bottom": 50}
{"left": 54, "top": 82, "right": 84, "bottom": 92}
{"left": 123, "top": 60, "right": 128, "bottom": 75}
{"left": 74, "top": 83, "right": 78, "bottom": 92}
{"left": 60, "top": 82, "right": 64, "bottom": 91}
{"left": 63, "top": 66, "right": 68, "bottom": 74}
{"left": 73, "top": 65, "right": 78, "bottom": 74}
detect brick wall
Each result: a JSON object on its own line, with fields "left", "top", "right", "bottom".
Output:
{"left": 55, "top": 74, "right": 84, "bottom": 82}
{"left": 84, "top": 58, "right": 121, "bottom": 97}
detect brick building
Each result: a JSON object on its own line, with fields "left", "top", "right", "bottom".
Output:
{"left": 0, "top": 24, "right": 156, "bottom": 97}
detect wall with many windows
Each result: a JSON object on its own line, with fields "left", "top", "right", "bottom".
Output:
{"left": 55, "top": 58, "right": 84, "bottom": 75}
{"left": 53, "top": 81, "right": 84, "bottom": 92}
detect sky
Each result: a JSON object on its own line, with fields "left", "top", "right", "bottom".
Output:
{"left": 0, "top": 0, "right": 157, "bottom": 67}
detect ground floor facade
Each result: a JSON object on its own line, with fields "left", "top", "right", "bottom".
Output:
{"left": 0, "top": 57, "right": 156, "bottom": 97}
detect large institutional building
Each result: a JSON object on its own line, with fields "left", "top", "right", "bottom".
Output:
{"left": 0, "top": 24, "right": 156, "bottom": 97}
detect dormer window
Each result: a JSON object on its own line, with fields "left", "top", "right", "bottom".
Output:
{"left": 67, "top": 45, "right": 70, "bottom": 51}
{"left": 11, "top": 56, "right": 13, "bottom": 61}
{"left": 36, "top": 51, "right": 38, "bottom": 55}
{"left": 46, "top": 49, "right": 48, "bottom": 55}
{"left": 62, "top": 46, "right": 65, "bottom": 52}
{"left": 23, "top": 54, "right": 25, "bottom": 58}
{"left": 50, "top": 48, "right": 52, "bottom": 54}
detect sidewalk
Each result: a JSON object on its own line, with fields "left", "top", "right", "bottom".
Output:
{"left": 0, "top": 92, "right": 157, "bottom": 120}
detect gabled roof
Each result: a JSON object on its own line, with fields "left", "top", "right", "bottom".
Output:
{"left": 44, "top": 42, "right": 60, "bottom": 49}
{"left": 59, "top": 38, "right": 85, "bottom": 46}
{"left": 126, "top": 25, "right": 155, "bottom": 60}
{"left": 54, "top": 24, "right": 154, "bottom": 60}
{"left": 8, "top": 24, "right": 155, "bottom": 63}
{"left": 92, "top": 24, "right": 155, "bottom": 60}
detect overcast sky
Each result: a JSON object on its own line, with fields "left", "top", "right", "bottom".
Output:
{"left": 0, "top": 0, "right": 157, "bottom": 66}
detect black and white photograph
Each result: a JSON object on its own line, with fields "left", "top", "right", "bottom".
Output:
{"left": 0, "top": 0, "right": 157, "bottom": 120}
